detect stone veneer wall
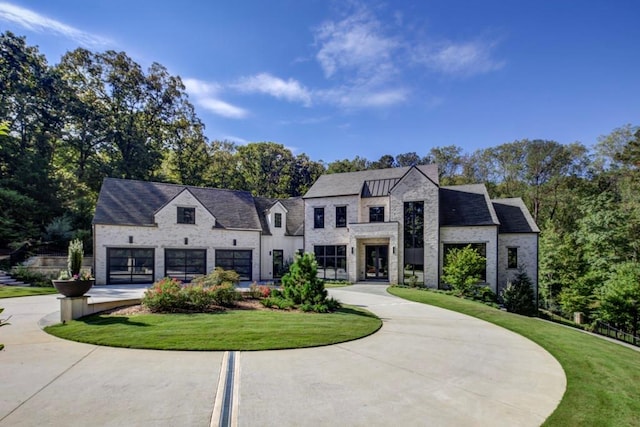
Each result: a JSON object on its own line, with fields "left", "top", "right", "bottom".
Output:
{"left": 497, "top": 233, "right": 539, "bottom": 294}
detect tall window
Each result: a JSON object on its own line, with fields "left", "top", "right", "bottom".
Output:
{"left": 507, "top": 247, "right": 518, "bottom": 269}
{"left": 314, "top": 207, "right": 325, "bottom": 228}
{"left": 369, "top": 206, "right": 384, "bottom": 222}
{"left": 177, "top": 207, "right": 195, "bottom": 224}
{"left": 404, "top": 201, "right": 424, "bottom": 284}
{"left": 274, "top": 212, "right": 282, "bottom": 228}
{"left": 336, "top": 206, "right": 347, "bottom": 228}
{"left": 314, "top": 245, "right": 347, "bottom": 280}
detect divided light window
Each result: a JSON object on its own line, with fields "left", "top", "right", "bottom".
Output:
{"left": 507, "top": 247, "right": 518, "bottom": 269}
{"left": 314, "top": 207, "right": 325, "bottom": 228}
{"left": 369, "top": 206, "right": 384, "bottom": 223}
{"left": 314, "top": 245, "right": 347, "bottom": 280}
{"left": 177, "top": 207, "right": 195, "bottom": 224}
{"left": 274, "top": 212, "right": 282, "bottom": 228}
{"left": 336, "top": 206, "right": 347, "bottom": 228}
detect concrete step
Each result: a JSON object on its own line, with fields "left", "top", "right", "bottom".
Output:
{"left": 0, "top": 271, "right": 27, "bottom": 286}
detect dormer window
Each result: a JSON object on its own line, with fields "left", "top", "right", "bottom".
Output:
{"left": 274, "top": 212, "right": 282, "bottom": 228}
{"left": 178, "top": 207, "right": 195, "bottom": 224}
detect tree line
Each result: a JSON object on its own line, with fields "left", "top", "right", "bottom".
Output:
{"left": 2, "top": 31, "right": 640, "bottom": 334}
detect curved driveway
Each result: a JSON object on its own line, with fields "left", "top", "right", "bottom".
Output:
{"left": 0, "top": 285, "right": 565, "bottom": 426}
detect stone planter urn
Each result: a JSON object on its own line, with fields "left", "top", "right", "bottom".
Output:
{"left": 52, "top": 279, "right": 95, "bottom": 298}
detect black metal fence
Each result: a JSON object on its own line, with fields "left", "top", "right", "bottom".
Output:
{"left": 594, "top": 320, "right": 640, "bottom": 347}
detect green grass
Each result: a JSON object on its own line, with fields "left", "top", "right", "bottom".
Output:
{"left": 44, "top": 305, "right": 381, "bottom": 351}
{"left": 0, "top": 286, "right": 58, "bottom": 298}
{"left": 388, "top": 287, "right": 640, "bottom": 427}
{"left": 323, "top": 281, "right": 352, "bottom": 288}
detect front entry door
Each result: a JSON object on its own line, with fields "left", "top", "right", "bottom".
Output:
{"left": 366, "top": 245, "right": 388, "bottom": 280}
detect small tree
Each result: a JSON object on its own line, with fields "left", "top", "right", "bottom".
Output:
{"left": 281, "top": 252, "right": 339, "bottom": 312}
{"left": 441, "top": 245, "right": 486, "bottom": 296}
{"left": 501, "top": 270, "right": 537, "bottom": 316}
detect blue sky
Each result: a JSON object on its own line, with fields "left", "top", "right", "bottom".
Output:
{"left": 1, "top": 1, "right": 639, "bottom": 163}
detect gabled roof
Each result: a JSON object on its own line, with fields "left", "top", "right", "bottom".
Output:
{"left": 303, "top": 165, "right": 439, "bottom": 199}
{"left": 251, "top": 197, "right": 305, "bottom": 237}
{"left": 93, "top": 178, "right": 262, "bottom": 230}
{"left": 492, "top": 198, "right": 540, "bottom": 233}
{"left": 440, "top": 184, "right": 500, "bottom": 227}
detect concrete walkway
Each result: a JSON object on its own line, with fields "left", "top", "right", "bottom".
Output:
{"left": 0, "top": 285, "right": 566, "bottom": 426}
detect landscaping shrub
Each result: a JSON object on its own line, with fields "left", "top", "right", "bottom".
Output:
{"left": 248, "top": 282, "right": 273, "bottom": 298}
{"left": 192, "top": 267, "right": 240, "bottom": 287}
{"left": 441, "top": 245, "right": 486, "bottom": 297}
{"left": 10, "top": 265, "right": 54, "bottom": 287}
{"left": 501, "top": 270, "right": 537, "bottom": 316}
{"left": 210, "top": 283, "right": 241, "bottom": 307}
{"left": 142, "top": 278, "right": 242, "bottom": 312}
{"left": 261, "top": 295, "right": 295, "bottom": 310}
{"left": 142, "top": 278, "right": 187, "bottom": 313}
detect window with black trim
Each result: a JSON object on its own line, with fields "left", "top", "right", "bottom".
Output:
{"left": 274, "top": 212, "right": 282, "bottom": 228}
{"left": 336, "top": 206, "right": 347, "bottom": 228}
{"left": 177, "top": 207, "right": 195, "bottom": 224}
{"left": 314, "top": 245, "right": 347, "bottom": 280}
{"left": 369, "top": 206, "right": 384, "bottom": 222}
{"left": 507, "top": 247, "right": 518, "bottom": 269}
{"left": 314, "top": 207, "right": 325, "bottom": 228}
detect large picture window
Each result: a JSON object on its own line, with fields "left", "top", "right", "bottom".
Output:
{"left": 314, "top": 245, "right": 347, "bottom": 281}
{"left": 314, "top": 207, "right": 325, "bottom": 228}
{"left": 443, "top": 243, "right": 487, "bottom": 281}
{"left": 404, "top": 201, "right": 424, "bottom": 284}
{"left": 215, "top": 250, "right": 252, "bottom": 281}
{"left": 165, "top": 249, "right": 206, "bottom": 282}
{"left": 107, "top": 248, "right": 154, "bottom": 284}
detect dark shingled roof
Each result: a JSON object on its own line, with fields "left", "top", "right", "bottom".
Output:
{"left": 492, "top": 198, "right": 540, "bottom": 233}
{"left": 254, "top": 197, "right": 304, "bottom": 236}
{"left": 93, "top": 178, "right": 262, "bottom": 230}
{"left": 304, "top": 165, "right": 439, "bottom": 199}
{"left": 440, "top": 185, "right": 500, "bottom": 227}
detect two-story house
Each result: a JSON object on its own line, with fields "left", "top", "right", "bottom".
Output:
{"left": 92, "top": 165, "right": 538, "bottom": 293}
{"left": 302, "top": 165, "right": 539, "bottom": 293}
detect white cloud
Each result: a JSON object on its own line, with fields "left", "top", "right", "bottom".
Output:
{"left": 413, "top": 40, "right": 505, "bottom": 76}
{"left": 313, "top": 6, "right": 399, "bottom": 80}
{"left": 233, "top": 73, "right": 312, "bottom": 106}
{"left": 318, "top": 86, "right": 408, "bottom": 109}
{"left": 0, "top": 2, "right": 111, "bottom": 47}
{"left": 183, "top": 78, "right": 248, "bottom": 119}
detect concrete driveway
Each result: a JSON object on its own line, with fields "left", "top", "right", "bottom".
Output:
{"left": 0, "top": 285, "right": 565, "bottom": 426}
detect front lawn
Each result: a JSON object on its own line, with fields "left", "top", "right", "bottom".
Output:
{"left": 44, "top": 305, "right": 381, "bottom": 351}
{"left": 388, "top": 286, "right": 640, "bottom": 427}
{"left": 0, "top": 286, "right": 58, "bottom": 298}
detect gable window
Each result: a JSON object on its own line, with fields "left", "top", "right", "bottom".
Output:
{"left": 336, "top": 206, "right": 347, "bottom": 228}
{"left": 274, "top": 212, "right": 282, "bottom": 228}
{"left": 177, "top": 207, "right": 195, "bottom": 224}
{"left": 507, "top": 247, "right": 518, "bottom": 269}
{"left": 369, "top": 206, "right": 384, "bottom": 223}
{"left": 314, "top": 207, "right": 325, "bottom": 228}
{"left": 404, "top": 201, "right": 425, "bottom": 284}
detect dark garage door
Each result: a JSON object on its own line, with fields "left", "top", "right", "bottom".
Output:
{"left": 165, "top": 249, "right": 206, "bottom": 282}
{"left": 215, "top": 250, "right": 252, "bottom": 281}
{"left": 107, "top": 248, "right": 155, "bottom": 284}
